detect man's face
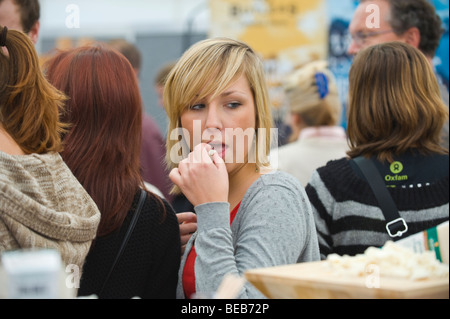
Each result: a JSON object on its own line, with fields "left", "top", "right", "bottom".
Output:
{"left": 0, "top": 0, "right": 39, "bottom": 44}
{"left": 0, "top": 0, "right": 23, "bottom": 30}
{"left": 347, "top": 0, "right": 407, "bottom": 55}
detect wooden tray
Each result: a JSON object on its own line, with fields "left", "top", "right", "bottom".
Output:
{"left": 245, "top": 261, "right": 449, "bottom": 299}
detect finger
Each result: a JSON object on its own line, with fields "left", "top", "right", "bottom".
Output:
{"left": 210, "top": 147, "right": 225, "bottom": 168}
{"left": 177, "top": 157, "right": 190, "bottom": 176}
{"left": 202, "top": 144, "right": 215, "bottom": 164}
{"left": 188, "top": 150, "right": 198, "bottom": 164}
{"left": 180, "top": 222, "right": 197, "bottom": 236}
{"left": 193, "top": 143, "right": 212, "bottom": 164}
{"left": 177, "top": 212, "right": 197, "bottom": 224}
{"left": 179, "top": 156, "right": 190, "bottom": 167}
{"left": 169, "top": 167, "right": 182, "bottom": 185}
{"left": 180, "top": 233, "right": 193, "bottom": 246}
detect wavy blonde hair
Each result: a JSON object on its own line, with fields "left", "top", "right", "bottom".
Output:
{"left": 284, "top": 60, "right": 341, "bottom": 127}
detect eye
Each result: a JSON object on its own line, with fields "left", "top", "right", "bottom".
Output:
{"left": 189, "top": 103, "right": 205, "bottom": 110}
{"left": 225, "top": 102, "right": 242, "bottom": 109}
{"left": 353, "top": 31, "right": 369, "bottom": 42}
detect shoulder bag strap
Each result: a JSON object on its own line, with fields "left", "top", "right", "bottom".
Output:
{"left": 99, "top": 189, "right": 147, "bottom": 296}
{"left": 353, "top": 156, "right": 408, "bottom": 239}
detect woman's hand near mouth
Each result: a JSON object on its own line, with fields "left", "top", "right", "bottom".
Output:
{"left": 169, "top": 143, "right": 229, "bottom": 207}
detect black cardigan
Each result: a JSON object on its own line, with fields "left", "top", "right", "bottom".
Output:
{"left": 77, "top": 191, "right": 181, "bottom": 299}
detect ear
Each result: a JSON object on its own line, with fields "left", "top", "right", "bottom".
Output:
{"left": 28, "top": 21, "right": 40, "bottom": 45}
{"left": 403, "top": 27, "right": 420, "bottom": 49}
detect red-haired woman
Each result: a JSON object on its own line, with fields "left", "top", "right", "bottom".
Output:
{"left": 45, "top": 44, "right": 180, "bottom": 299}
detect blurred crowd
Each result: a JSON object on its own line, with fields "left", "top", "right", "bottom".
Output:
{"left": 0, "top": 0, "right": 448, "bottom": 299}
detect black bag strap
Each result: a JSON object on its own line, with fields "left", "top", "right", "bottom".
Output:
{"left": 99, "top": 189, "right": 147, "bottom": 296}
{"left": 353, "top": 156, "right": 408, "bottom": 239}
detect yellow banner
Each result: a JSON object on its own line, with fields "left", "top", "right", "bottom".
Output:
{"left": 209, "top": 0, "right": 328, "bottom": 108}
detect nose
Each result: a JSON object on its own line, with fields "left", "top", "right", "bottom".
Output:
{"left": 347, "top": 39, "right": 359, "bottom": 56}
{"left": 205, "top": 104, "right": 223, "bottom": 130}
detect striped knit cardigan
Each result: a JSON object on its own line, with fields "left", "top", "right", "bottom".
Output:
{"left": 305, "top": 157, "right": 449, "bottom": 259}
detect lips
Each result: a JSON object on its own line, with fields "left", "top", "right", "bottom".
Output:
{"left": 207, "top": 141, "right": 228, "bottom": 158}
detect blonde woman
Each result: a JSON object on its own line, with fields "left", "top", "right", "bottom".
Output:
{"left": 164, "top": 38, "right": 319, "bottom": 299}
{"left": 306, "top": 42, "right": 449, "bottom": 259}
{"left": 273, "top": 60, "right": 348, "bottom": 186}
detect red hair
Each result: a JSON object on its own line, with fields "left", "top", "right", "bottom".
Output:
{"left": 45, "top": 44, "right": 160, "bottom": 236}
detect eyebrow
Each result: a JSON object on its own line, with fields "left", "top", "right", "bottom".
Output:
{"left": 190, "top": 90, "right": 247, "bottom": 105}
{"left": 220, "top": 90, "right": 247, "bottom": 97}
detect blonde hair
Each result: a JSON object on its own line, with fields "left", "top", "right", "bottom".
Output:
{"left": 164, "top": 37, "right": 274, "bottom": 192}
{"left": 284, "top": 60, "right": 341, "bottom": 127}
{"left": 347, "top": 42, "right": 448, "bottom": 162}
{"left": 0, "top": 26, "right": 67, "bottom": 154}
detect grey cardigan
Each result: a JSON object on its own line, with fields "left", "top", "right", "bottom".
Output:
{"left": 176, "top": 170, "right": 320, "bottom": 299}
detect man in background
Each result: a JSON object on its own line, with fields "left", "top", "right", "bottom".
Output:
{"left": 347, "top": 0, "right": 449, "bottom": 149}
{"left": 154, "top": 61, "right": 176, "bottom": 111}
{"left": 0, "top": 0, "right": 40, "bottom": 44}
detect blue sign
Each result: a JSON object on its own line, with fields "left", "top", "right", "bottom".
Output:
{"left": 433, "top": 0, "right": 449, "bottom": 89}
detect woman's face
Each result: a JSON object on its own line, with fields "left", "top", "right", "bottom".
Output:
{"left": 180, "top": 74, "right": 257, "bottom": 174}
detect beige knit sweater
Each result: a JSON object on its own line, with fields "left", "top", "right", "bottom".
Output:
{"left": 0, "top": 151, "right": 101, "bottom": 272}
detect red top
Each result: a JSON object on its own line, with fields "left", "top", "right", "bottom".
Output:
{"left": 182, "top": 202, "right": 241, "bottom": 299}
